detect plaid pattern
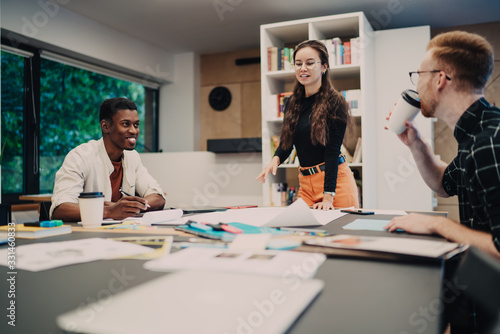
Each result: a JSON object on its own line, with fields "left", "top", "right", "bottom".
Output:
{"left": 442, "top": 98, "right": 500, "bottom": 253}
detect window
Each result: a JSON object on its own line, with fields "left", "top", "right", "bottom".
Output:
{"left": 1, "top": 44, "right": 159, "bottom": 203}
{"left": 1, "top": 50, "right": 26, "bottom": 194}
{"left": 39, "top": 58, "right": 149, "bottom": 193}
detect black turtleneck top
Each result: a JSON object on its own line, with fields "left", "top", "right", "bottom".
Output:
{"left": 274, "top": 93, "right": 346, "bottom": 192}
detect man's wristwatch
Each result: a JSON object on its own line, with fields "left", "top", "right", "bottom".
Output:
{"left": 323, "top": 191, "right": 335, "bottom": 196}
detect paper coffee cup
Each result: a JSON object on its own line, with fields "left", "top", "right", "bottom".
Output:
{"left": 79, "top": 192, "right": 104, "bottom": 228}
{"left": 388, "top": 89, "right": 421, "bottom": 135}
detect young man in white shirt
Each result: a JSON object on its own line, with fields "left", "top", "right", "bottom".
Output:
{"left": 50, "top": 97, "right": 165, "bottom": 221}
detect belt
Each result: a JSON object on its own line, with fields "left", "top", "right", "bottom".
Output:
{"left": 299, "top": 155, "right": 346, "bottom": 176}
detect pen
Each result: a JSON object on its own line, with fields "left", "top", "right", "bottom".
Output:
{"left": 120, "top": 188, "right": 150, "bottom": 208}
{"left": 340, "top": 209, "right": 375, "bottom": 215}
{"left": 202, "top": 223, "right": 224, "bottom": 231}
{"left": 186, "top": 220, "right": 213, "bottom": 231}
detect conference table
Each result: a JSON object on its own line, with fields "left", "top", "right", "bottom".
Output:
{"left": 0, "top": 211, "right": 453, "bottom": 334}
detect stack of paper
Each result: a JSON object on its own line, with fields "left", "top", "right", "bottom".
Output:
{"left": 185, "top": 198, "right": 347, "bottom": 227}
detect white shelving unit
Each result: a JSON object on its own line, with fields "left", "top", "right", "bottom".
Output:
{"left": 260, "top": 12, "right": 376, "bottom": 207}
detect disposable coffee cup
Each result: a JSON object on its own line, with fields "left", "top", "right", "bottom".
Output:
{"left": 79, "top": 192, "right": 104, "bottom": 228}
{"left": 388, "top": 89, "right": 421, "bottom": 135}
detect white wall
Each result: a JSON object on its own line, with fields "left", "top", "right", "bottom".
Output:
{"left": 374, "top": 26, "right": 434, "bottom": 211}
{"left": 160, "top": 52, "right": 200, "bottom": 152}
{"left": 140, "top": 152, "right": 263, "bottom": 207}
{"left": 1, "top": 0, "right": 174, "bottom": 82}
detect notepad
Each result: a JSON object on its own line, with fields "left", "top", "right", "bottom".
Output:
{"left": 0, "top": 224, "right": 72, "bottom": 239}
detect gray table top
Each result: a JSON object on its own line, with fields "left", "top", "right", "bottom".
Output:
{"left": 0, "top": 212, "right": 448, "bottom": 334}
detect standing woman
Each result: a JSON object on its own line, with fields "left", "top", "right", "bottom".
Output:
{"left": 256, "top": 40, "right": 359, "bottom": 210}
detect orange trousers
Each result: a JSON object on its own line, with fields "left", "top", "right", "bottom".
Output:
{"left": 298, "top": 161, "right": 360, "bottom": 208}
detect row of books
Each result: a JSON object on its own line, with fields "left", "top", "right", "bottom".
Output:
{"left": 276, "top": 92, "right": 292, "bottom": 117}
{"left": 266, "top": 36, "right": 361, "bottom": 72}
{"left": 321, "top": 37, "right": 361, "bottom": 67}
{"left": 267, "top": 47, "right": 294, "bottom": 72}
{"left": 272, "top": 89, "right": 360, "bottom": 118}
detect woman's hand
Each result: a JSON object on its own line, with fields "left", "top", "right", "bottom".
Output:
{"left": 256, "top": 156, "right": 280, "bottom": 184}
{"left": 313, "top": 193, "right": 334, "bottom": 210}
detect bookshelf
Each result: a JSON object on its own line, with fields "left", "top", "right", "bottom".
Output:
{"left": 260, "top": 12, "right": 376, "bottom": 207}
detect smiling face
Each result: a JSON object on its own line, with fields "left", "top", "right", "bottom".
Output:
{"left": 294, "top": 46, "right": 327, "bottom": 96}
{"left": 102, "top": 109, "right": 140, "bottom": 161}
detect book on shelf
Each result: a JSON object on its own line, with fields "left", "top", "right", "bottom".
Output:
{"left": 350, "top": 37, "right": 360, "bottom": 65}
{"left": 283, "top": 146, "right": 297, "bottom": 165}
{"left": 0, "top": 224, "right": 72, "bottom": 239}
{"left": 289, "top": 147, "right": 297, "bottom": 164}
{"left": 343, "top": 41, "right": 351, "bottom": 65}
{"left": 341, "top": 144, "right": 353, "bottom": 163}
{"left": 340, "top": 89, "right": 361, "bottom": 116}
{"left": 270, "top": 135, "right": 280, "bottom": 156}
{"left": 277, "top": 92, "right": 293, "bottom": 117}
{"left": 268, "top": 47, "right": 278, "bottom": 71}
{"left": 332, "top": 37, "right": 342, "bottom": 66}
{"left": 352, "top": 137, "right": 362, "bottom": 164}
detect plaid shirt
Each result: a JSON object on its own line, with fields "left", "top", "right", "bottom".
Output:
{"left": 442, "top": 98, "right": 500, "bottom": 253}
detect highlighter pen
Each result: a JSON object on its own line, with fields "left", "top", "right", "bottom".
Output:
{"left": 219, "top": 223, "right": 243, "bottom": 234}
{"left": 120, "top": 188, "right": 151, "bottom": 208}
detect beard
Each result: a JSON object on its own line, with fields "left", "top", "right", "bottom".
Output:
{"left": 419, "top": 85, "right": 438, "bottom": 118}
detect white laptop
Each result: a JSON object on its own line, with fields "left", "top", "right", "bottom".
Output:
{"left": 57, "top": 270, "right": 324, "bottom": 334}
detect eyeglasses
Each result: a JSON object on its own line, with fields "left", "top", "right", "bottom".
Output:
{"left": 294, "top": 61, "right": 322, "bottom": 70}
{"left": 409, "top": 70, "right": 452, "bottom": 85}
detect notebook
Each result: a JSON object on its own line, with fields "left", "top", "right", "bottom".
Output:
{"left": 0, "top": 224, "right": 72, "bottom": 239}
{"left": 57, "top": 270, "right": 324, "bottom": 334}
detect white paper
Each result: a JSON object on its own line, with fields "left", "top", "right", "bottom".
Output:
{"left": 311, "top": 209, "right": 348, "bottom": 225}
{"left": 145, "top": 247, "right": 326, "bottom": 278}
{"left": 186, "top": 208, "right": 285, "bottom": 227}
{"left": 141, "top": 209, "right": 184, "bottom": 225}
{"left": 228, "top": 234, "right": 271, "bottom": 251}
{"left": 264, "top": 198, "right": 319, "bottom": 227}
{"left": 186, "top": 198, "right": 342, "bottom": 227}
{"left": 0, "top": 238, "right": 153, "bottom": 272}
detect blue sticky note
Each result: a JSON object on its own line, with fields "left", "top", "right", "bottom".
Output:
{"left": 342, "top": 219, "right": 393, "bottom": 232}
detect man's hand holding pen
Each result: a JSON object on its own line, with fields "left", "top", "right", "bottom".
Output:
{"left": 102, "top": 188, "right": 151, "bottom": 220}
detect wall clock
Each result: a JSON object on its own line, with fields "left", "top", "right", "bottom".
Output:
{"left": 209, "top": 86, "right": 231, "bottom": 111}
